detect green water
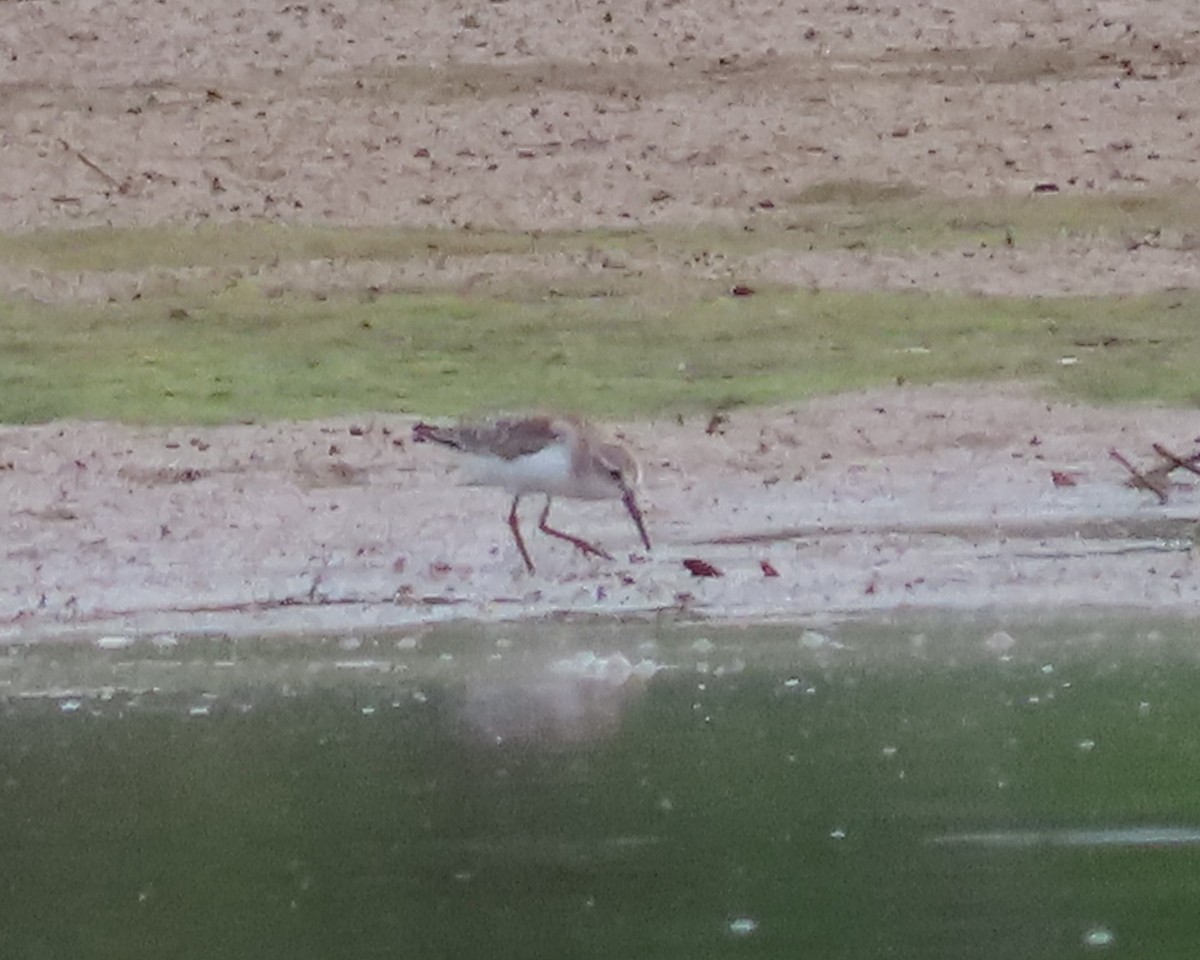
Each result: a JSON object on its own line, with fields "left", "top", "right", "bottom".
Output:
{"left": 3, "top": 617, "right": 1200, "bottom": 958}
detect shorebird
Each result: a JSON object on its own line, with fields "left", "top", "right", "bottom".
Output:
{"left": 412, "top": 415, "right": 652, "bottom": 573}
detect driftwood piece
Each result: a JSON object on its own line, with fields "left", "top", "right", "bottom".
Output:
{"left": 1150, "top": 444, "right": 1200, "bottom": 479}
{"left": 1110, "top": 444, "right": 1200, "bottom": 504}
{"left": 1109, "top": 448, "right": 1169, "bottom": 504}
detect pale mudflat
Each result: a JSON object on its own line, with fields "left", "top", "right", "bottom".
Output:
{"left": 1, "top": 385, "right": 1196, "bottom": 641}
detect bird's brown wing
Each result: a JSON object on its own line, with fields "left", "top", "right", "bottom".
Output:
{"left": 462, "top": 417, "right": 565, "bottom": 460}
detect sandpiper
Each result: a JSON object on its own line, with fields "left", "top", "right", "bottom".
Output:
{"left": 412, "top": 415, "right": 652, "bottom": 573}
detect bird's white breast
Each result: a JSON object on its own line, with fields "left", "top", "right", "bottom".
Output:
{"left": 464, "top": 444, "right": 589, "bottom": 497}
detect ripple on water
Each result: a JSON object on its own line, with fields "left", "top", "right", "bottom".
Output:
{"left": 930, "top": 827, "right": 1200, "bottom": 849}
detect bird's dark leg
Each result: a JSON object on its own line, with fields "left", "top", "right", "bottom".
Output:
{"left": 507, "top": 495, "right": 536, "bottom": 574}
{"left": 537, "top": 496, "right": 614, "bottom": 560}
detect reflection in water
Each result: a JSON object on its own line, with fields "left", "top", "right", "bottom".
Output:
{"left": 2, "top": 618, "right": 1200, "bottom": 958}
{"left": 458, "top": 651, "right": 661, "bottom": 745}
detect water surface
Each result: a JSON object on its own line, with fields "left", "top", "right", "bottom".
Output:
{"left": 3, "top": 616, "right": 1200, "bottom": 958}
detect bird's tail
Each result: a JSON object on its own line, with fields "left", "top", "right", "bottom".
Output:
{"left": 412, "top": 422, "right": 461, "bottom": 449}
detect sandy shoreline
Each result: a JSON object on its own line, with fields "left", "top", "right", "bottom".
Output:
{"left": 3, "top": 384, "right": 1195, "bottom": 642}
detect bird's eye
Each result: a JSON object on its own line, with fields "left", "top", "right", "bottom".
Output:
{"left": 609, "top": 468, "right": 623, "bottom": 481}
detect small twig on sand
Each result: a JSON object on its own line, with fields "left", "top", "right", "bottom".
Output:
{"left": 1151, "top": 443, "right": 1200, "bottom": 479}
{"left": 58, "top": 138, "right": 120, "bottom": 187}
{"left": 1109, "top": 448, "right": 1169, "bottom": 504}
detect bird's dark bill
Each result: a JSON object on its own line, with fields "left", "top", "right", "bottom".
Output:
{"left": 622, "top": 488, "right": 652, "bottom": 551}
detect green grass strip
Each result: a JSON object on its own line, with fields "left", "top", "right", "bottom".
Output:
{"left": 3, "top": 287, "right": 1197, "bottom": 424}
